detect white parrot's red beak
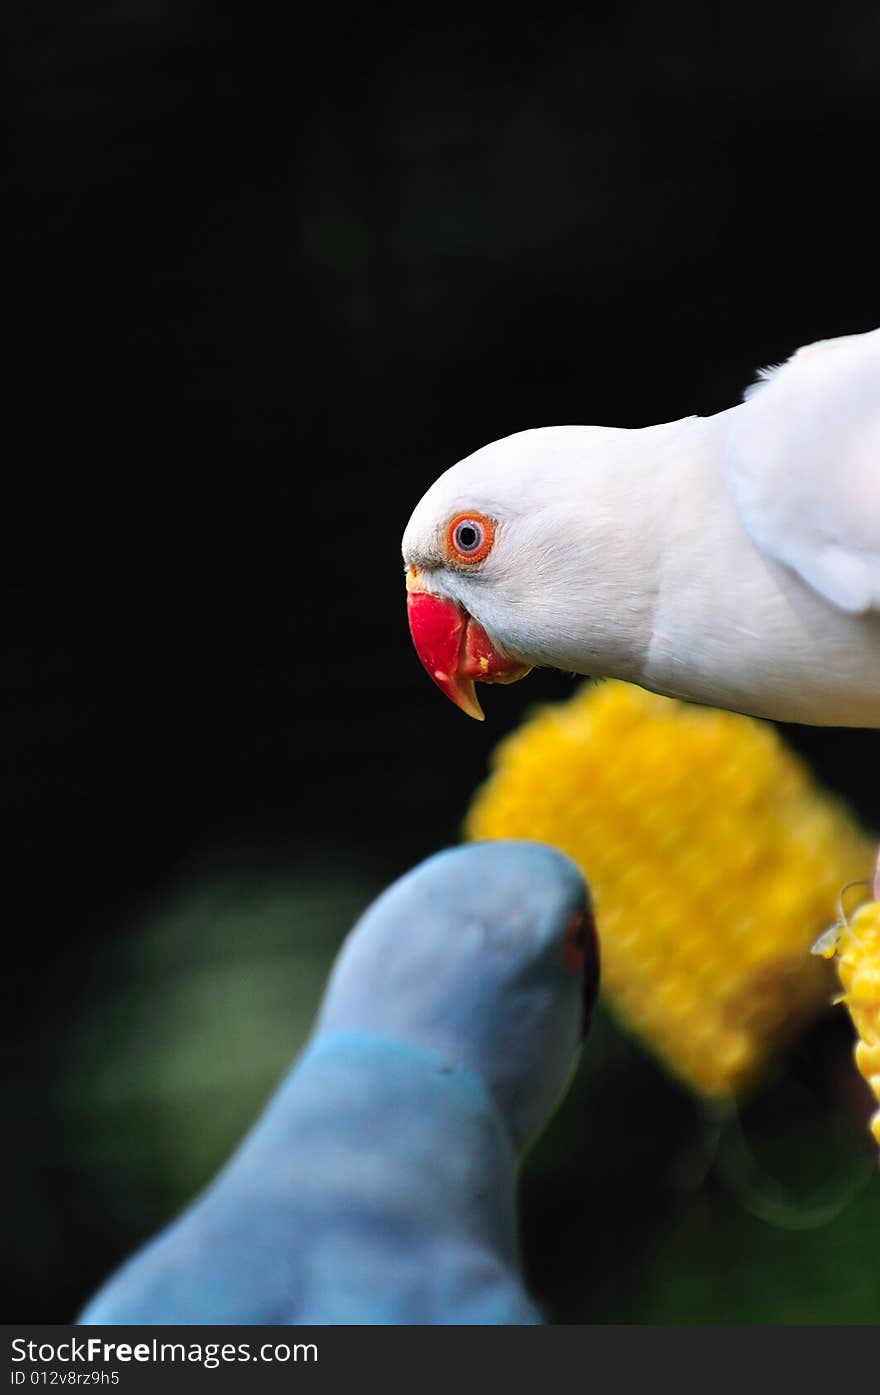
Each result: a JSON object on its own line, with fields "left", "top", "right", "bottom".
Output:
{"left": 405, "top": 567, "right": 532, "bottom": 720}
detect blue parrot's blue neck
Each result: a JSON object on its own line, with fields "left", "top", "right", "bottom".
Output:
{"left": 237, "top": 1026, "right": 526, "bottom": 1274}
{"left": 80, "top": 1024, "right": 539, "bottom": 1324}
{"left": 302, "top": 1029, "right": 511, "bottom": 1140}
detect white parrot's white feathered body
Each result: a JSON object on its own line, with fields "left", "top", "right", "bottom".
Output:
{"left": 402, "top": 328, "right": 880, "bottom": 726}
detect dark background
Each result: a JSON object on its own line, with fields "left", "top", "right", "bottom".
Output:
{"left": 5, "top": 1, "right": 880, "bottom": 1323}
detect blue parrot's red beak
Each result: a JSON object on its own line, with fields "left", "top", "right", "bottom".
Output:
{"left": 564, "top": 908, "right": 601, "bottom": 1038}
{"left": 580, "top": 913, "right": 601, "bottom": 1038}
{"left": 405, "top": 569, "right": 531, "bottom": 720}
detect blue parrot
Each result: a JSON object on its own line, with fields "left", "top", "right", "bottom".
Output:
{"left": 78, "top": 841, "right": 598, "bottom": 1325}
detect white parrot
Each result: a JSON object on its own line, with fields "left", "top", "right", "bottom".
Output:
{"left": 402, "top": 327, "right": 880, "bottom": 725}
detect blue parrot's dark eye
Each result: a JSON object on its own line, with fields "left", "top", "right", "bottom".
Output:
{"left": 446, "top": 512, "right": 495, "bottom": 564}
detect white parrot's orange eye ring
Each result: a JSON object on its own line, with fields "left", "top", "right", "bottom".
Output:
{"left": 445, "top": 512, "right": 495, "bottom": 565}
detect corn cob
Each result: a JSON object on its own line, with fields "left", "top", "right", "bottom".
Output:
{"left": 813, "top": 898, "right": 880, "bottom": 1149}
{"left": 465, "top": 680, "right": 875, "bottom": 1100}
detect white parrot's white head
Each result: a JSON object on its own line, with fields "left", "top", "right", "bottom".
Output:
{"left": 402, "top": 424, "right": 660, "bottom": 718}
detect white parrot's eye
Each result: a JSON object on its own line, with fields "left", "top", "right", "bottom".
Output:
{"left": 454, "top": 520, "right": 483, "bottom": 552}
{"left": 446, "top": 512, "right": 495, "bottom": 565}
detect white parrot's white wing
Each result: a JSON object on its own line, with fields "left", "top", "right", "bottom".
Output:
{"left": 724, "top": 328, "right": 880, "bottom": 613}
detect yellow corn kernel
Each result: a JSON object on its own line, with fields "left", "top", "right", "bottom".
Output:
{"left": 815, "top": 902, "right": 880, "bottom": 1149}
{"left": 465, "top": 680, "right": 875, "bottom": 1100}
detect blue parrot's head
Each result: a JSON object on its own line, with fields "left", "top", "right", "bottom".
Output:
{"left": 315, "top": 841, "right": 598, "bottom": 1148}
